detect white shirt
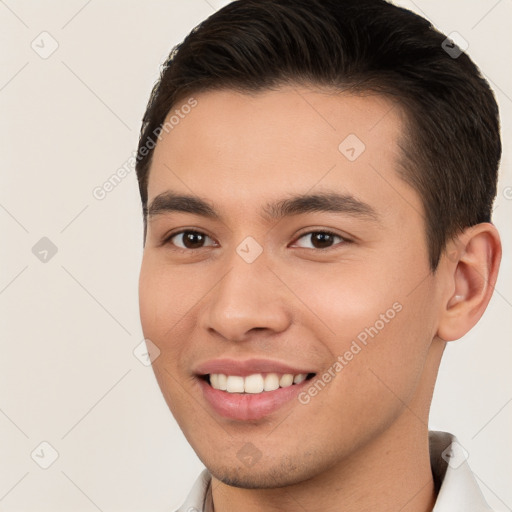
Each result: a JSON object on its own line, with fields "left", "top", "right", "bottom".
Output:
{"left": 174, "top": 431, "right": 493, "bottom": 512}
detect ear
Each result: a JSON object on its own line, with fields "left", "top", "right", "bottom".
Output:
{"left": 436, "top": 223, "right": 502, "bottom": 342}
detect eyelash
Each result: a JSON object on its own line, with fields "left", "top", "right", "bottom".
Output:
{"left": 161, "top": 229, "right": 349, "bottom": 252}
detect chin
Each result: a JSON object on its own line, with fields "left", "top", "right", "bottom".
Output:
{"left": 207, "top": 456, "right": 320, "bottom": 489}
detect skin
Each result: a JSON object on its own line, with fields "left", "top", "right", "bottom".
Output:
{"left": 138, "top": 86, "right": 501, "bottom": 512}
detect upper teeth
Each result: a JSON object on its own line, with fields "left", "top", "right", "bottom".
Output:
{"left": 209, "top": 373, "right": 308, "bottom": 393}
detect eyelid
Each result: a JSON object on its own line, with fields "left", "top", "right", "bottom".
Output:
{"left": 161, "top": 228, "right": 218, "bottom": 250}
{"left": 161, "top": 228, "right": 351, "bottom": 251}
{"left": 290, "top": 229, "right": 349, "bottom": 250}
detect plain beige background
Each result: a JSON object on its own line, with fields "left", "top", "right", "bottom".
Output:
{"left": 1, "top": 1, "right": 511, "bottom": 510}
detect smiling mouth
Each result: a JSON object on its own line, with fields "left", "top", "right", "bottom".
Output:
{"left": 201, "top": 372, "right": 316, "bottom": 394}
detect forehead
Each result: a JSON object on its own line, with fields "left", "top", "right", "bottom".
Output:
{"left": 147, "top": 86, "right": 420, "bottom": 224}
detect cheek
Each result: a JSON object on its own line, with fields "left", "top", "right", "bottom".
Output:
{"left": 139, "top": 258, "right": 187, "bottom": 372}
{"left": 138, "top": 254, "right": 221, "bottom": 379}
{"left": 289, "top": 256, "right": 435, "bottom": 389}
{"left": 138, "top": 257, "right": 202, "bottom": 415}
{"left": 298, "top": 237, "right": 431, "bottom": 340}
{"left": 282, "top": 260, "right": 403, "bottom": 343}
{"left": 138, "top": 255, "right": 198, "bottom": 339}
{"left": 138, "top": 259, "right": 163, "bottom": 339}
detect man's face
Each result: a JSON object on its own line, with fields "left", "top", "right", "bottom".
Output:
{"left": 139, "top": 86, "right": 444, "bottom": 487}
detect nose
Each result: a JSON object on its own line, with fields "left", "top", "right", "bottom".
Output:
{"left": 202, "top": 254, "right": 292, "bottom": 343}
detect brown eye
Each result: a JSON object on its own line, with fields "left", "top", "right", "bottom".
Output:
{"left": 167, "top": 230, "right": 215, "bottom": 250}
{"left": 294, "top": 231, "right": 345, "bottom": 250}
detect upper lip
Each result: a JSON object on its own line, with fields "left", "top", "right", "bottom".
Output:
{"left": 194, "top": 358, "right": 315, "bottom": 377}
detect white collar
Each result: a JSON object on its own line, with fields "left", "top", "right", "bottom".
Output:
{"left": 429, "top": 431, "right": 493, "bottom": 511}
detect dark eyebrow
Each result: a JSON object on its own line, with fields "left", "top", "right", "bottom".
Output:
{"left": 146, "top": 190, "right": 379, "bottom": 222}
{"left": 146, "top": 192, "right": 219, "bottom": 219}
{"left": 262, "top": 192, "right": 379, "bottom": 221}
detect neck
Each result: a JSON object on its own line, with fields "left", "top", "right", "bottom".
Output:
{"left": 211, "top": 339, "right": 445, "bottom": 512}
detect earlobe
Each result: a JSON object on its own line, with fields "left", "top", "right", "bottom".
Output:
{"left": 437, "top": 223, "right": 501, "bottom": 342}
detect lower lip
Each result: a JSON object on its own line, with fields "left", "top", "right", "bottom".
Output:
{"left": 198, "top": 377, "right": 311, "bottom": 421}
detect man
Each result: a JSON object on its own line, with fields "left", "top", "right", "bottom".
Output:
{"left": 135, "top": 0, "right": 502, "bottom": 510}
